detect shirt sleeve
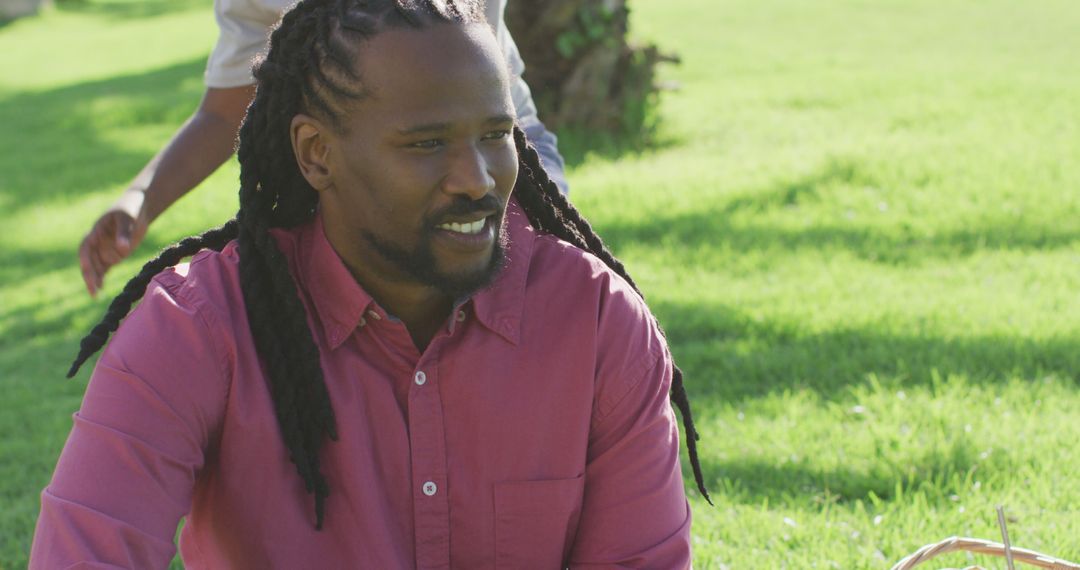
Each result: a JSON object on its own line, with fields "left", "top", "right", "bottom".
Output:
{"left": 487, "top": 1, "right": 571, "bottom": 195}
{"left": 567, "top": 313, "right": 692, "bottom": 567}
{"left": 205, "top": 0, "right": 284, "bottom": 88}
{"left": 523, "top": 119, "right": 570, "bottom": 196}
{"left": 30, "top": 274, "right": 230, "bottom": 569}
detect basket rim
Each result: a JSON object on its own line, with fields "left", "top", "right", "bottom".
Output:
{"left": 891, "top": 536, "right": 1080, "bottom": 570}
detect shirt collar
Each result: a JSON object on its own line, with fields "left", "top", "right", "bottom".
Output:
{"left": 294, "top": 198, "right": 536, "bottom": 350}
{"left": 468, "top": 198, "right": 534, "bottom": 345}
{"left": 296, "top": 213, "right": 375, "bottom": 350}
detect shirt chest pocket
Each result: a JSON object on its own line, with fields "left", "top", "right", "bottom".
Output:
{"left": 494, "top": 475, "right": 585, "bottom": 570}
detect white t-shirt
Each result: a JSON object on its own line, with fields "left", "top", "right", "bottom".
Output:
{"left": 205, "top": 0, "right": 539, "bottom": 127}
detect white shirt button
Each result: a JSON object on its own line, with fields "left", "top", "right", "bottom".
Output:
{"left": 455, "top": 310, "right": 466, "bottom": 322}
{"left": 414, "top": 371, "right": 427, "bottom": 386}
{"left": 422, "top": 481, "right": 438, "bottom": 496}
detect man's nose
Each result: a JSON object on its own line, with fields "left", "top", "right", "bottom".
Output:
{"left": 443, "top": 144, "right": 496, "bottom": 200}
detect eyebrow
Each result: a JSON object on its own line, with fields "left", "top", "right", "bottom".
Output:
{"left": 396, "top": 114, "right": 516, "bottom": 136}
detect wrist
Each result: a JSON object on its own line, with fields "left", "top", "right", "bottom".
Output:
{"left": 112, "top": 188, "right": 150, "bottom": 227}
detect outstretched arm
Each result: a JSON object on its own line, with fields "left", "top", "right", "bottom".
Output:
{"left": 78, "top": 84, "right": 254, "bottom": 296}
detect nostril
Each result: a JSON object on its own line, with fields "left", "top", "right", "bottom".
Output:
{"left": 443, "top": 146, "right": 500, "bottom": 197}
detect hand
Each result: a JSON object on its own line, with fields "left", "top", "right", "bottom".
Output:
{"left": 74, "top": 85, "right": 254, "bottom": 297}
{"left": 79, "top": 197, "right": 148, "bottom": 297}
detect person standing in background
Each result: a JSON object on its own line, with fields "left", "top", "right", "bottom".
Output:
{"left": 78, "top": 0, "right": 568, "bottom": 297}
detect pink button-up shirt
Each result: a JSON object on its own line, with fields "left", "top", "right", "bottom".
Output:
{"left": 32, "top": 201, "right": 691, "bottom": 569}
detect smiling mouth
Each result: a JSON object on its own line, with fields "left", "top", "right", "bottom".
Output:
{"left": 435, "top": 217, "right": 488, "bottom": 235}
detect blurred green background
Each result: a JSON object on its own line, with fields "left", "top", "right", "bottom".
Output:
{"left": 2, "top": 0, "right": 1078, "bottom": 567}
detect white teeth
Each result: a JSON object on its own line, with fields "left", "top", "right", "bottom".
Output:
{"left": 438, "top": 218, "right": 486, "bottom": 235}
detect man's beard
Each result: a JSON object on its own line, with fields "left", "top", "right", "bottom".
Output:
{"left": 361, "top": 195, "right": 508, "bottom": 300}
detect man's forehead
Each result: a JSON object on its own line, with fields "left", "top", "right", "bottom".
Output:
{"left": 357, "top": 23, "right": 508, "bottom": 94}
{"left": 346, "top": 23, "right": 514, "bottom": 128}
{"left": 395, "top": 114, "right": 516, "bottom": 136}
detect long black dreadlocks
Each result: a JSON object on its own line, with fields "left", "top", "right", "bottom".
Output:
{"left": 68, "top": 0, "right": 709, "bottom": 530}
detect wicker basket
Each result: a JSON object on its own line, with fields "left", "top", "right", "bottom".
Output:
{"left": 891, "top": 536, "right": 1080, "bottom": 570}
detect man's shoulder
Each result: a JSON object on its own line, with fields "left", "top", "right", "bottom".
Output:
{"left": 525, "top": 233, "right": 666, "bottom": 359}
{"left": 523, "top": 233, "right": 672, "bottom": 425}
{"left": 93, "top": 243, "right": 243, "bottom": 429}
{"left": 140, "top": 241, "right": 245, "bottom": 330}
{"left": 528, "top": 233, "right": 647, "bottom": 310}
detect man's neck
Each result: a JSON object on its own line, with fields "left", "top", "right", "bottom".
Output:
{"left": 319, "top": 216, "right": 455, "bottom": 351}
{"left": 344, "top": 263, "right": 453, "bottom": 352}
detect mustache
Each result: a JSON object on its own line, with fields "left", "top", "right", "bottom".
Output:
{"left": 428, "top": 194, "right": 504, "bottom": 225}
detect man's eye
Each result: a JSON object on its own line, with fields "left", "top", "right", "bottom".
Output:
{"left": 482, "top": 130, "right": 511, "bottom": 141}
{"left": 408, "top": 139, "right": 443, "bottom": 149}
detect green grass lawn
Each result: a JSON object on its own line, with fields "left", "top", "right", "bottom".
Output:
{"left": 2, "top": 0, "right": 1079, "bottom": 568}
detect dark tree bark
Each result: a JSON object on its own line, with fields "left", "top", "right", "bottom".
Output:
{"left": 505, "top": 0, "right": 678, "bottom": 134}
{"left": 1, "top": 0, "right": 49, "bottom": 20}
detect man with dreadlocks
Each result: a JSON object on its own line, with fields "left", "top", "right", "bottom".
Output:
{"left": 33, "top": 0, "right": 707, "bottom": 568}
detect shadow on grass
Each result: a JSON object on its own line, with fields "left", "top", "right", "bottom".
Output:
{"left": 0, "top": 234, "right": 205, "bottom": 365}
{"left": 0, "top": 323, "right": 99, "bottom": 570}
{"left": 0, "top": 225, "right": 229, "bottom": 370}
{"left": 693, "top": 435, "right": 982, "bottom": 507}
{"left": 0, "top": 56, "right": 205, "bottom": 213}
{"left": 661, "top": 298, "right": 1070, "bottom": 508}
{"left": 598, "top": 156, "right": 1080, "bottom": 265}
{"left": 0, "top": 227, "right": 202, "bottom": 287}
{"left": 656, "top": 298, "right": 1079, "bottom": 406}
{"left": 55, "top": 0, "right": 209, "bottom": 20}
{"left": 0, "top": 242, "right": 84, "bottom": 284}
{"left": 0, "top": 295, "right": 97, "bottom": 357}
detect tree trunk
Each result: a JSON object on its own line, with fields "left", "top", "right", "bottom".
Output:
{"left": 505, "top": 0, "right": 677, "bottom": 134}
{"left": 1, "top": 0, "right": 50, "bottom": 20}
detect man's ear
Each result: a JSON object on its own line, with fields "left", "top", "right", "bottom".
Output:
{"left": 291, "top": 114, "right": 334, "bottom": 191}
